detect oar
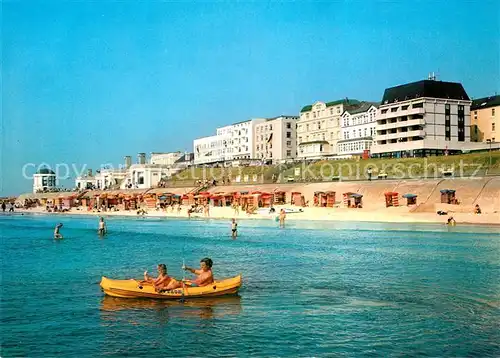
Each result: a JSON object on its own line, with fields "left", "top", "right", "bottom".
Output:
{"left": 179, "top": 259, "right": 186, "bottom": 303}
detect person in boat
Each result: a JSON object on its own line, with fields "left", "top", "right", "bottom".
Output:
{"left": 98, "top": 217, "right": 107, "bottom": 236}
{"left": 54, "top": 223, "right": 64, "bottom": 239}
{"left": 143, "top": 264, "right": 180, "bottom": 292}
{"left": 182, "top": 258, "right": 214, "bottom": 287}
{"left": 231, "top": 218, "right": 238, "bottom": 239}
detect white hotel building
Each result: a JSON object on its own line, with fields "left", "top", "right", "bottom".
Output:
{"left": 254, "top": 115, "right": 299, "bottom": 163}
{"left": 193, "top": 119, "right": 266, "bottom": 165}
{"left": 371, "top": 79, "right": 471, "bottom": 157}
{"left": 337, "top": 102, "right": 378, "bottom": 158}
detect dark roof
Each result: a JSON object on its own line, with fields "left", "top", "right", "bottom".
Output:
{"left": 37, "top": 168, "right": 55, "bottom": 175}
{"left": 344, "top": 101, "right": 379, "bottom": 115}
{"left": 381, "top": 80, "right": 470, "bottom": 105}
{"left": 300, "top": 99, "right": 360, "bottom": 113}
{"left": 471, "top": 95, "right": 500, "bottom": 111}
{"left": 174, "top": 153, "right": 194, "bottom": 163}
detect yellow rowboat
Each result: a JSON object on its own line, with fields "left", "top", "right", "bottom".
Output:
{"left": 100, "top": 275, "right": 242, "bottom": 299}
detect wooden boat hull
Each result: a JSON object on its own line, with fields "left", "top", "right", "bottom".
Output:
{"left": 100, "top": 275, "right": 242, "bottom": 300}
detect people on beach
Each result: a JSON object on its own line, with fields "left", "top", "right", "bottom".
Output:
{"left": 231, "top": 218, "right": 238, "bottom": 239}
{"left": 98, "top": 217, "right": 107, "bottom": 236}
{"left": 447, "top": 216, "right": 456, "bottom": 226}
{"left": 279, "top": 209, "right": 286, "bottom": 228}
{"left": 54, "top": 223, "right": 64, "bottom": 239}
{"left": 474, "top": 204, "right": 482, "bottom": 214}
{"left": 183, "top": 258, "right": 214, "bottom": 287}
{"left": 1, "top": 202, "right": 6, "bottom": 212}
{"left": 177, "top": 204, "right": 182, "bottom": 215}
{"left": 143, "top": 264, "right": 180, "bottom": 292}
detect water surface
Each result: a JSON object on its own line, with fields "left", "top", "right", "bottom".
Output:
{"left": 1, "top": 214, "right": 499, "bottom": 357}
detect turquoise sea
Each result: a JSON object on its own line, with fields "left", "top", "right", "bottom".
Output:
{"left": 1, "top": 214, "right": 499, "bottom": 357}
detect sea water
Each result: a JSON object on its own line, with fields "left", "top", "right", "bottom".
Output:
{"left": 1, "top": 214, "right": 499, "bottom": 357}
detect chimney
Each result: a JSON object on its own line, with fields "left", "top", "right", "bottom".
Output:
{"left": 124, "top": 156, "right": 132, "bottom": 168}
{"left": 87, "top": 169, "right": 92, "bottom": 177}
{"left": 138, "top": 153, "right": 146, "bottom": 165}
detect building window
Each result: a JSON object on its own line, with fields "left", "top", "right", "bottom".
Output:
{"left": 493, "top": 122, "right": 496, "bottom": 131}
{"left": 413, "top": 102, "right": 423, "bottom": 108}
{"left": 286, "top": 122, "right": 291, "bottom": 129}
{"left": 286, "top": 132, "right": 291, "bottom": 138}
{"left": 493, "top": 108, "right": 496, "bottom": 116}
{"left": 458, "top": 105, "right": 465, "bottom": 141}
{"left": 381, "top": 109, "right": 388, "bottom": 114}
{"left": 286, "top": 150, "right": 292, "bottom": 157}
{"left": 391, "top": 107, "right": 398, "bottom": 112}
{"left": 445, "top": 104, "right": 451, "bottom": 141}
{"left": 286, "top": 140, "right": 292, "bottom": 146}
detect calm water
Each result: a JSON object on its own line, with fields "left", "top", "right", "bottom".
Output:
{"left": 1, "top": 214, "right": 499, "bottom": 357}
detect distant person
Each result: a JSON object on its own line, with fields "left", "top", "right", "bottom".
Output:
{"left": 1, "top": 202, "right": 6, "bottom": 212}
{"left": 8, "top": 203, "right": 14, "bottom": 212}
{"left": 231, "top": 218, "right": 238, "bottom": 239}
{"left": 474, "top": 204, "right": 482, "bottom": 214}
{"left": 183, "top": 258, "right": 214, "bottom": 287}
{"left": 98, "top": 217, "right": 107, "bottom": 236}
{"left": 279, "top": 209, "right": 286, "bottom": 228}
{"left": 446, "top": 217, "right": 456, "bottom": 226}
{"left": 54, "top": 223, "right": 64, "bottom": 239}
{"left": 367, "top": 168, "right": 372, "bottom": 181}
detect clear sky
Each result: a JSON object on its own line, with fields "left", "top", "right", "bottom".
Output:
{"left": 2, "top": 1, "right": 499, "bottom": 195}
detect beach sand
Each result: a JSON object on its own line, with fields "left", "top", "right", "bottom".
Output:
{"left": 15, "top": 205, "right": 499, "bottom": 226}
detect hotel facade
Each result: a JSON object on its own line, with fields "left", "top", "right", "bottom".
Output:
{"left": 471, "top": 95, "right": 499, "bottom": 143}
{"left": 254, "top": 116, "right": 299, "bottom": 163}
{"left": 338, "top": 102, "right": 378, "bottom": 158}
{"left": 371, "top": 80, "right": 472, "bottom": 158}
{"left": 297, "top": 99, "right": 360, "bottom": 159}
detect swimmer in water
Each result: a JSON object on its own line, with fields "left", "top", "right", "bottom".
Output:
{"left": 98, "top": 217, "right": 107, "bottom": 236}
{"left": 231, "top": 218, "right": 238, "bottom": 239}
{"left": 54, "top": 223, "right": 64, "bottom": 239}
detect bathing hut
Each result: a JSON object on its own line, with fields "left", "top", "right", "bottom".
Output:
{"left": 258, "top": 192, "right": 274, "bottom": 208}
{"left": 182, "top": 193, "right": 195, "bottom": 206}
{"left": 291, "top": 191, "right": 305, "bottom": 206}
{"left": 343, "top": 192, "right": 363, "bottom": 208}
{"left": 384, "top": 192, "right": 399, "bottom": 207}
{"left": 440, "top": 189, "right": 456, "bottom": 204}
{"left": 274, "top": 191, "right": 286, "bottom": 205}
{"left": 195, "top": 192, "right": 211, "bottom": 205}
{"left": 210, "top": 193, "right": 225, "bottom": 207}
{"left": 143, "top": 193, "right": 157, "bottom": 209}
{"left": 314, "top": 191, "right": 326, "bottom": 207}
{"left": 402, "top": 193, "right": 417, "bottom": 206}
{"left": 325, "top": 191, "right": 336, "bottom": 207}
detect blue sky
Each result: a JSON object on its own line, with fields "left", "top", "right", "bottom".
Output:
{"left": 2, "top": 1, "right": 499, "bottom": 195}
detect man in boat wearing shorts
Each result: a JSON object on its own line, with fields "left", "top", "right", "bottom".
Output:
{"left": 143, "top": 264, "right": 180, "bottom": 292}
{"left": 182, "top": 258, "right": 214, "bottom": 287}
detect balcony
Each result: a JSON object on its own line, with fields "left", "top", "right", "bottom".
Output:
{"left": 375, "top": 130, "right": 426, "bottom": 141}
{"left": 377, "top": 107, "right": 425, "bottom": 120}
{"left": 377, "top": 118, "right": 426, "bottom": 131}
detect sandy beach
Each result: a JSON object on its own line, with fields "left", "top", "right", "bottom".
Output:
{"left": 14, "top": 204, "right": 499, "bottom": 226}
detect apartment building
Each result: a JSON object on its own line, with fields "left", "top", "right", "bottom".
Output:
{"left": 471, "top": 95, "right": 499, "bottom": 142}
{"left": 254, "top": 115, "right": 299, "bottom": 163}
{"left": 371, "top": 79, "right": 471, "bottom": 158}
{"left": 337, "top": 102, "right": 378, "bottom": 157}
{"left": 297, "top": 99, "right": 360, "bottom": 159}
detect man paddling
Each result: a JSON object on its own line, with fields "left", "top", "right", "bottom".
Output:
{"left": 183, "top": 258, "right": 214, "bottom": 287}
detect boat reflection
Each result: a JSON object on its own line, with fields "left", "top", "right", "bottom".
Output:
{"left": 100, "top": 294, "right": 242, "bottom": 320}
